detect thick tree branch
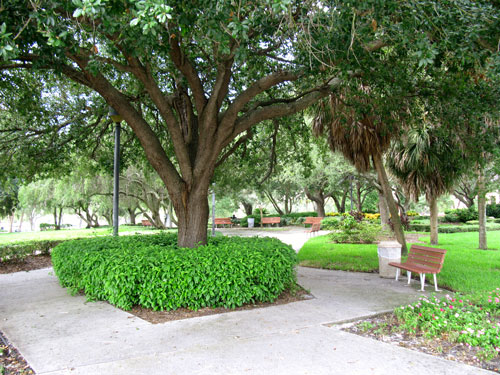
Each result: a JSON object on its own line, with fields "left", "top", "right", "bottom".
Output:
{"left": 219, "top": 71, "right": 299, "bottom": 131}
{"left": 63, "top": 52, "right": 183, "bottom": 196}
{"left": 227, "top": 80, "right": 340, "bottom": 147}
{"left": 215, "top": 129, "right": 252, "bottom": 168}
{"left": 168, "top": 31, "right": 207, "bottom": 114}
{"left": 258, "top": 120, "right": 279, "bottom": 185}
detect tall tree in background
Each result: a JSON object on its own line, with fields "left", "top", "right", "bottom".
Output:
{"left": 311, "top": 91, "right": 408, "bottom": 253}
{"left": 387, "top": 125, "right": 465, "bottom": 245}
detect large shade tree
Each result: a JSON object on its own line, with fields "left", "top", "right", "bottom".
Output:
{"left": 1, "top": 0, "right": 499, "bottom": 247}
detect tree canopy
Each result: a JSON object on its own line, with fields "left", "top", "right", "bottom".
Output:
{"left": 0, "top": 0, "right": 499, "bottom": 246}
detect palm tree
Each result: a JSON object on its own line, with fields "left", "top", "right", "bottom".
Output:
{"left": 311, "top": 92, "right": 408, "bottom": 254}
{"left": 387, "top": 125, "right": 464, "bottom": 245}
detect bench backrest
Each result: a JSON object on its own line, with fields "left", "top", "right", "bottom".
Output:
{"left": 310, "top": 223, "right": 321, "bottom": 232}
{"left": 304, "top": 217, "right": 323, "bottom": 225}
{"left": 214, "top": 218, "right": 232, "bottom": 224}
{"left": 262, "top": 217, "right": 281, "bottom": 224}
{"left": 407, "top": 245, "right": 447, "bottom": 272}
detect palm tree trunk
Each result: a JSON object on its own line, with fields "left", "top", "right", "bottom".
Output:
{"left": 378, "top": 190, "right": 390, "bottom": 229}
{"left": 429, "top": 196, "right": 439, "bottom": 245}
{"left": 373, "top": 153, "right": 407, "bottom": 254}
{"left": 478, "top": 168, "right": 487, "bottom": 250}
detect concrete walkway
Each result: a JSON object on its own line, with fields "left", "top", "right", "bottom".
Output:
{"left": 0, "top": 230, "right": 491, "bottom": 374}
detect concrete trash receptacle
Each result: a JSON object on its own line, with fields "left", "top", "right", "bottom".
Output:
{"left": 247, "top": 218, "right": 255, "bottom": 228}
{"left": 377, "top": 241, "right": 401, "bottom": 278}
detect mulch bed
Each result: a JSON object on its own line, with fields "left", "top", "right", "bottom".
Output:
{"left": 0, "top": 331, "right": 34, "bottom": 375}
{"left": 0, "top": 255, "right": 52, "bottom": 274}
{"left": 343, "top": 313, "right": 500, "bottom": 374}
{"left": 128, "top": 288, "right": 312, "bottom": 324}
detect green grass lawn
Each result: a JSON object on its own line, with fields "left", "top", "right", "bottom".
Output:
{"left": 298, "top": 231, "right": 500, "bottom": 293}
{"left": 0, "top": 225, "right": 166, "bottom": 245}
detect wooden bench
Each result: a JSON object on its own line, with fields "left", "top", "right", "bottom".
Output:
{"left": 141, "top": 219, "right": 153, "bottom": 227}
{"left": 261, "top": 217, "right": 281, "bottom": 227}
{"left": 214, "top": 218, "right": 232, "bottom": 228}
{"left": 304, "top": 217, "right": 323, "bottom": 225}
{"left": 307, "top": 222, "right": 322, "bottom": 236}
{"left": 389, "top": 245, "right": 447, "bottom": 292}
{"left": 304, "top": 217, "right": 323, "bottom": 236}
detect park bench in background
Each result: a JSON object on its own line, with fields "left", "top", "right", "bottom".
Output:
{"left": 304, "top": 217, "right": 323, "bottom": 236}
{"left": 261, "top": 217, "right": 281, "bottom": 227}
{"left": 389, "top": 245, "right": 447, "bottom": 291}
{"left": 214, "top": 218, "right": 232, "bottom": 228}
{"left": 304, "top": 217, "right": 323, "bottom": 226}
{"left": 141, "top": 219, "right": 153, "bottom": 227}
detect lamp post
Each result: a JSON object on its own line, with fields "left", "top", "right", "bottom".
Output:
{"left": 109, "top": 107, "right": 123, "bottom": 237}
{"left": 211, "top": 183, "right": 216, "bottom": 237}
{"left": 349, "top": 175, "right": 354, "bottom": 212}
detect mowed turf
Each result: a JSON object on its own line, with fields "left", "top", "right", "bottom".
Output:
{"left": 0, "top": 226, "right": 164, "bottom": 245}
{"left": 298, "top": 231, "right": 500, "bottom": 293}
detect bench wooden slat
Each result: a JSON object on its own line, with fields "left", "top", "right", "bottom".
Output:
{"left": 214, "top": 218, "right": 232, "bottom": 228}
{"left": 304, "top": 217, "right": 323, "bottom": 225}
{"left": 261, "top": 217, "right": 281, "bottom": 226}
{"left": 389, "top": 244, "right": 447, "bottom": 291}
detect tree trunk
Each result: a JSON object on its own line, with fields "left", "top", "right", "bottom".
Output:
{"left": 355, "top": 180, "right": 362, "bottom": 212}
{"left": 173, "top": 188, "right": 210, "bottom": 248}
{"left": 332, "top": 191, "right": 347, "bottom": 213}
{"left": 128, "top": 208, "right": 137, "bottom": 225}
{"left": 429, "top": 195, "right": 439, "bottom": 245}
{"left": 57, "top": 207, "right": 63, "bottom": 229}
{"left": 241, "top": 200, "right": 253, "bottom": 216}
{"left": 478, "top": 168, "right": 487, "bottom": 250}
{"left": 263, "top": 191, "right": 284, "bottom": 216}
{"left": 53, "top": 208, "right": 61, "bottom": 230}
{"left": 29, "top": 210, "right": 36, "bottom": 231}
{"left": 372, "top": 153, "right": 407, "bottom": 254}
{"left": 378, "top": 190, "right": 390, "bottom": 229}
{"left": 8, "top": 214, "right": 14, "bottom": 233}
{"left": 305, "top": 188, "right": 326, "bottom": 217}
{"left": 17, "top": 211, "right": 24, "bottom": 232}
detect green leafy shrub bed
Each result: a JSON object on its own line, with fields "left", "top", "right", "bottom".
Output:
{"left": 0, "top": 240, "right": 63, "bottom": 262}
{"left": 51, "top": 233, "right": 297, "bottom": 311}
{"left": 444, "top": 208, "right": 478, "bottom": 223}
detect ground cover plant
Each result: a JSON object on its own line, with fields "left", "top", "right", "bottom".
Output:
{"left": 395, "top": 291, "right": 500, "bottom": 360}
{"left": 52, "top": 233, "right": 297, "bottom": 311}
{"left": 298, "top": 231, "right": 500, "bottom": 293}
{"left": 346, "top": 290, "right": 500, "bottom": 372}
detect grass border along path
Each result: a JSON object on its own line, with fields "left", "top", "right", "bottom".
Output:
{"left": 298, "top": 231, "right": 500, "bottom": 294}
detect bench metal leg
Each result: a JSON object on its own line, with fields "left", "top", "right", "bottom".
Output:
{"left": 395, "top": 268, "right": 400, "bottom": 281}
{"left": 433, "top": 274, "right": 441, "bottom": 292}
{"left": 407, "top": 271, "right": 412, "bottom": 285}
{"left": 419, "top": 273, "right": 426, "bottom": 291}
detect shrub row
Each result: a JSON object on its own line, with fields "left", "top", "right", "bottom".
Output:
{"left": 51, "top": 233, "right": 297, "bottom": 311}
{"left": 408, "top": 223, "right": 500, "bottom": 233}
{"left": 444, "top": 208, "right": 478, "bottom": 223}
{"left": 0, "top": 240, "right": 63, "bottom": 262}
{"left": 486, "top": 203, "right": 500, "bottom": 218}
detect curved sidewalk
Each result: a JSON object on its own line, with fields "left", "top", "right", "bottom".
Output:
{"left": 0, "top": 230, "right": 489, "bottom": 374}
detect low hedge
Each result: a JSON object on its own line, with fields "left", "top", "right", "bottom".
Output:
{"left": 51, "top": 233, "right": 297, "bottom": 311}
{"left": 408, "top": 223, "right": 500, "bottom": 233}
{"left": 0, "top": 240, "right": 63, "bottom": 262}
